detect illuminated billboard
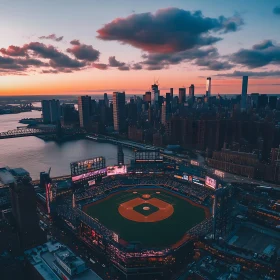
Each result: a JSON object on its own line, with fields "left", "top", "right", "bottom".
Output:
{"left": 205, "top": 176, "right": 217, "bottom": 189}
{"left": 192, "top": 176, "right": 205, "bottom": 186}
{"left": 107, "top": 165, "right": 127, "bottom": 176}
{"left": 70, "top": 157, "right": 105, "bottom": 177}
{"left": 72, "top": 168, "right": 107, "bottom": 182}
{"left": 88, "top": 179, "right": 96, "bottom": 186}
{"left": 135, "top": 150, "right": 163, "bottom": 163}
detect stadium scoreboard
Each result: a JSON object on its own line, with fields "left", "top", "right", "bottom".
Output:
{"left": 135, "top": 150, "right": 163, "bottom": 162}
{"left": 70, "top": 157, "right": 106, "bottom": 176}
{"left": 70, "top": 157, "right": 106, "bottom": 183}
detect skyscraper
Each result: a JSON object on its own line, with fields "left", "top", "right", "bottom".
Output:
{"left": 104, "top": 93, "right": 109, "bottom": 107}
{"left": 189, "top": 84, "right": 195, "bottom": 100}
{"left": 151, "top": 84, "right": 159, "bottom": 105}
{"left": 241, "top": 76, "right": 248, "bottom": 111}
{"left": 41, "top": 99, "right": 60, "bottom": 124}
{"left": 179, "top": 88, "right": 186, "bottom": 104}
{"left": 113, "top": 92, "right": 126, "bottom": 132}
{"left": 10, "top": 179, "right": 46, "bottom": 250}
{"left": 170, "top": 88, "right": 174, "bottom": 99}
{"left": 206, "top": 77, "right": 211, "bottom": 97}
{"left": 161, "top": 101, "right": 167, "bottom": 125}
{"left": 78, "top": 95, "right": 91, "bottom": 128}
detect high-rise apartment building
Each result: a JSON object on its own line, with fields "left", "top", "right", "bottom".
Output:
{"left": 41, "top": 99, "right": 60, "bottom": 124}
{"left": 113, "top": 92, "right": 126, "bottom": 132}
{"left": 78, "top": 95, "right": 91, "bottom": 128}
{"left": 241, "top": 76, "right": 248, "bottom": 111}
{"left": 179, "top": 88, "right": 186, "bottom": 104}
{"left": 206, "top": 77, "right": 211, "bottom": 97}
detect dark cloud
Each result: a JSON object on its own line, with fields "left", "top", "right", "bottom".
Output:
{"left": 118, "top": 65, "right": 130, "bottom": 71}
{"left": 231, "top": 40, "right": 280, "bottom": 68}
{"left": 92, "top": 63, "right": 108, "bottom": 70}
{"left": 108, "top": 56, "right": 125, "bottom": 67}
{"left": 0, "top": 55, "right": 45, "bottom": 73}
{"left": 140, "top": 46, "right": 231, "bottom": 70}
{"left": 215, "top": 70, "right": 280, "bottom": 78}
{"left": 195, "top": 57, "right": 233, "bottom": 70}
{"left": 0, "top": 45, "right": 27, "bottom": 57}
{"left": 39, "top": 34, "right": 64, "bottom": 42}
{"left": 70, "top": 39, "right": 80, "bottom": 45}
{"left": 41, "top": 70, "right": 59, "bottom": 74}
{"left": 273, "top": 6, "right": 280, "bottom": 15}
{"left": 132, "top": 63, "right": 142, "bottom": 70}
{"left": 252, "top": 40, "right": 274, "bottom": 50}
{"left": 0, "top": 41, "right": 89, "bottom": 75}
{"left": 25, "top": 42, "right": 87, "bottom": 69}
{"left": 97, "top": 8, "right": 243, "bottom": 53}
{"left": 67, "top": 43, "right": 100, "bottom": 61}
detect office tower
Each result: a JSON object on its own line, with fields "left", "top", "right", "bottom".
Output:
{"left": 151, "top": 84, "right": 159, "bottom": 105}
{"left": 10, "top": 179, "right": 46, "bottom": 250}
{"left": 161, "top": 101, "right": 167, "bottom": 125}
{"left": 206, "top": 77, "right": 211, "bottom": 97}
{"left": 104, "top": 93, "right": 109, "bottom": 107}
{"left": 117, "top": 145, "right": 124, "bottom": 165}
{"left": 41, "top": 99, "right": 60, "bottom": 124}
{"left": 78, "top": 95, "right": 91, "bottom": 128}
{"left": 179, "top": 88, "right": 186, "bottom": 104}
{"left": 170, "top": 88, "right": 174, "bottom": 99}
{"left": 113, "top": 92, "right": 126, "bottom": 132}
{"left": 189, "top": 84, "right": 195, "bottom": 100}
{"left": 241, "top": 76, "right": 248, "bottom": 111}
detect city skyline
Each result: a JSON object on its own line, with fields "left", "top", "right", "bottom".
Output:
{"left": 1, "top": 0, "right": 280, "bottom": 96}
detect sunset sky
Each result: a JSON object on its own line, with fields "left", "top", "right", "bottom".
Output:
{"left": 1, "top": 0, "right": 280, "bottom": 96}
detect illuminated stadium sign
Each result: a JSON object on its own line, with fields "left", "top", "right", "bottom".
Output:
{"left": 135, "top": 150, "right": 163, "bottom": 163}
{"left": 205, "top": 176, "right": 217, "bottom": 189}
{"left": 107, "top": 165, "right": 127, "bottom": 176}
{"left": 72, "top": 168, "right": 107, "bottom": 182}
{"left": 70, "top": 157, "right": 106, "bottom": 177}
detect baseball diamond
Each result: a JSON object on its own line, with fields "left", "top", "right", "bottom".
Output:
{"left": 82, "top": 186, "right": 209, "bottom": 248}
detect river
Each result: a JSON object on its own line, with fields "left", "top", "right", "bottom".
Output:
{"left": 0, "top": 111, "right": 133, "bottom": 180}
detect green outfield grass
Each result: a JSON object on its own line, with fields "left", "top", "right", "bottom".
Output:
{"left": 83, "top": 187, "right": 207, "bottom": 248}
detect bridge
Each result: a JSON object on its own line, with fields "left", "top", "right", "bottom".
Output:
{"left": 0, "top": 127, "right": 86, "bottom": 139}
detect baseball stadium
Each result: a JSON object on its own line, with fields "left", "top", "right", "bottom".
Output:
{"left": 82, "top": 186, "right": 209, "bottom": 248}
{"left": 54, "top": 153, "right": 218, "bottom": 278}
